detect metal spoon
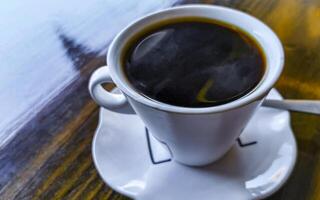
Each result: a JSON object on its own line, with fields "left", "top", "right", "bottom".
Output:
{"left": 262, "top": 99, "right": 320, "bottom": 115}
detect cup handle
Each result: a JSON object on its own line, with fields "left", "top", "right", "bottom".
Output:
{"left": 89, "top": 66, "right": 127, "bottom": 109}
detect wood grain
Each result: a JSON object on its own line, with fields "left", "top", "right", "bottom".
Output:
{"left": 0, "top": 0, "right": 178, "bottom": 147}
{"left": 0, "top": 0, "right": 319, "bottom": 199}
{"left": 213, "top": 1, "right": 320, "bottom": 199}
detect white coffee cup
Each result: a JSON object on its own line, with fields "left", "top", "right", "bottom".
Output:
{"left": 89, "top": 5, "right": 284, "bottom": 166}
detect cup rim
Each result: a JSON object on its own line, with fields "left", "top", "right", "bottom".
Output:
{"left": 107, "top": 4, "right": 284, "bottom": 114}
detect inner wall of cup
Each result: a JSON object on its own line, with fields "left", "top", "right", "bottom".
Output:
{"left": 109, "top": 6, "right": 283, "bottom": 108}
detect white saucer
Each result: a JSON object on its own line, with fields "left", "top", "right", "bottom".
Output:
{"left": 92, "top": 89, "right": 297, "bottom": 200}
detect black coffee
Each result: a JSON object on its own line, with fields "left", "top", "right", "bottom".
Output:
{"left": 122, "top": 18, "right": 265, "bottom": 107}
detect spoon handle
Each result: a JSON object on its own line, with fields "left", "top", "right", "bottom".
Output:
{"left": 262, "top": 99, "right": 320, "bottom": 115}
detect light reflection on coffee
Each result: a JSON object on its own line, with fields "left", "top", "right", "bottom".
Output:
{"left": 122, "top": 18, "right": 265, "bottom": 107}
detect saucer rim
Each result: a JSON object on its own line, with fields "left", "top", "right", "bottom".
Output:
{"left": 92, "top": 89, "right": 297, "bottom": 199}
{"left": 92, "top": 112, "right": 136, "bottom": 199}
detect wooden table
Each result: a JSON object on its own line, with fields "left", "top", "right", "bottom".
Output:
{"left": 0, "top": 0, "right": 319, "bottom": 199}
